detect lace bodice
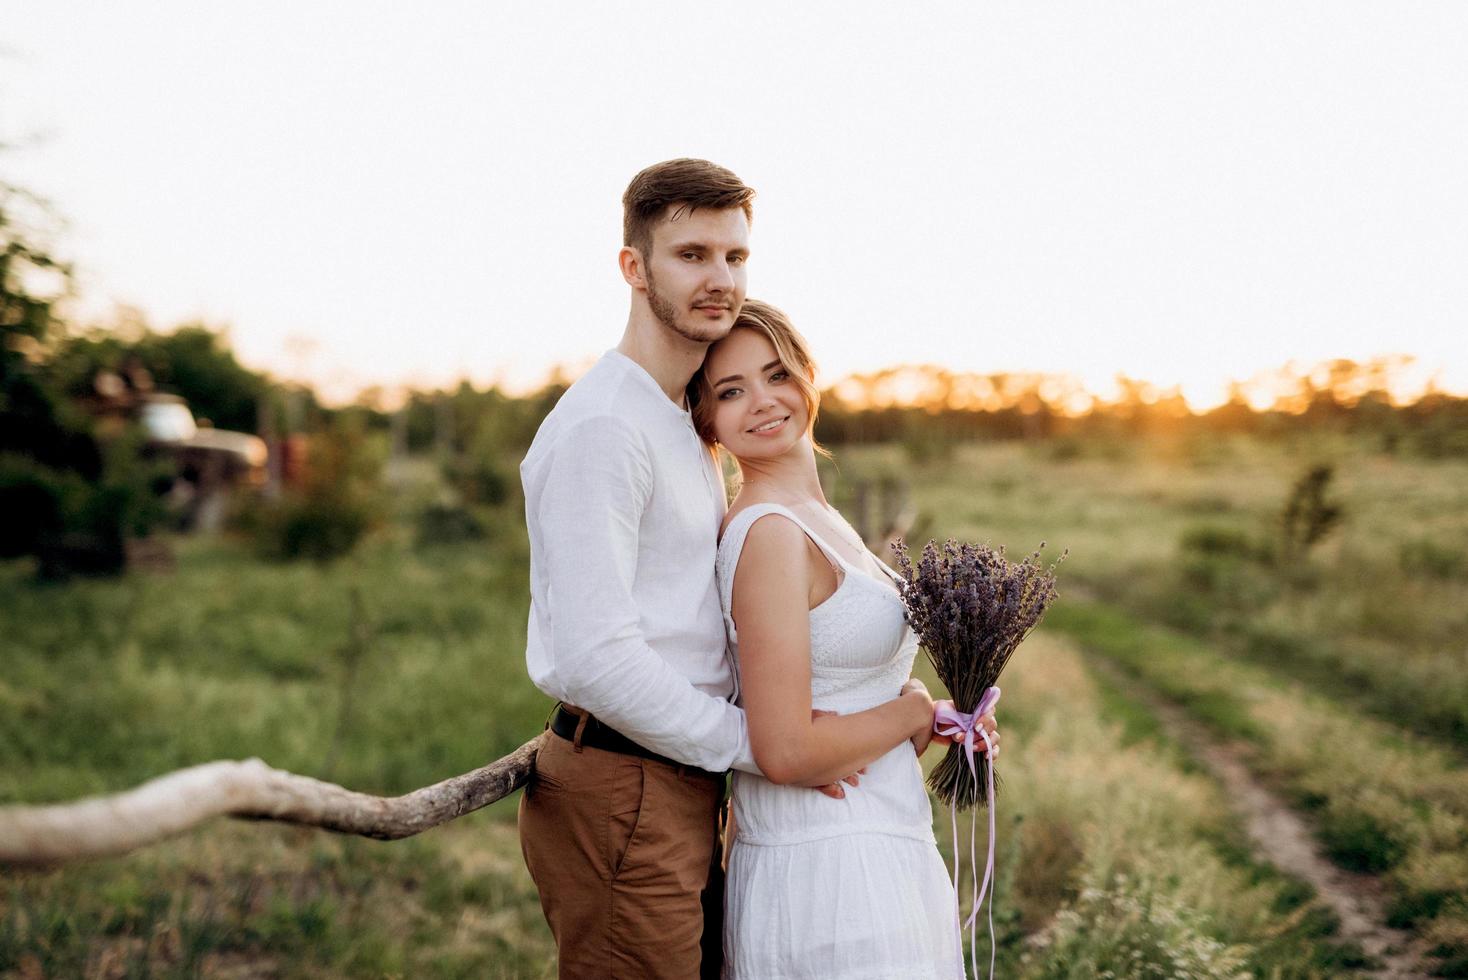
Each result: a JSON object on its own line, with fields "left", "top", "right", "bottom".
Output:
{"left": 716, "top": 502, "right": 918, "bottom": 715}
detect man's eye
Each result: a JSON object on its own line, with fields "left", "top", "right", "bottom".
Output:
{"left": 682, "top": 252, "right": 701, "bottom": 261}
{"left": 729, "top": 255, "right": 746, "bottom": 265}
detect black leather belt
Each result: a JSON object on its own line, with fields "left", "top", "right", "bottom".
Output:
{"left": 550, "top": 704, "right": 717, "bottom": 776}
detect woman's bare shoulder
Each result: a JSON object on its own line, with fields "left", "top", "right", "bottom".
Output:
{"left": 720, "top": 491, "right": 789, "bottom": 538}
{"left": 729, "top": 511, "right": 816, "bottom": 622}
{"left": 722, "top": 496, "right": 809, "bottom": 568}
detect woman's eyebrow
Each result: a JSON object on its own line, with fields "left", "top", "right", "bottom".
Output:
{"left": 713, "top": 360, "right": 781, "bottom": 387}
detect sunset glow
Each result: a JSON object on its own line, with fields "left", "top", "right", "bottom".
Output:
{"left": 819, "top": 354, "right": 1449, "bottom": 418}
{"left": 5, "top": 3, "right": 1465, "bottom": 406}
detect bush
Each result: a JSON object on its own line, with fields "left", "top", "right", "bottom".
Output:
{"left": 1178, "top": 524, "right": 1258, "bottom": 560}
{"left": 2, "top": 193, "right": 168, "bottom": 577}
{"left": 237, "top": 425, "right": 380, "bottom": 562}
{"left": 414, "top": 503, "right": 487, "bottom": 549}
{"left": 1023, "top": 876, "right": 1252, "bottom": 979}
{"left": 1175, "top": 523, "right": 1271, "bottom": 611}
{"left": 251, "top": 495, "right": 372, "bottom": 563}
{"left": 1398, "top": 537, "right": 1467, "bottom": 580}
{"left": 1277, "top": 464, "right": 1343, "bottom": 560}
{"left": 443, "top": 452, "right": 512, "bottom": 507}
{"left": 900, "top": 415, "right": 957, "bottom": 464}
{"left": 0, "top": 453, "right": 66, "bottom": 558}
{"left": 0, "top": 433, "right": 166, "bottom": 579}
{"left": 1316, "top": 801, "right": 1410, "bottom": 874}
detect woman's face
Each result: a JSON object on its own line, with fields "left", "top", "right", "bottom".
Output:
{"left": 702, "top": 327, "right": 809, "bottom": 461}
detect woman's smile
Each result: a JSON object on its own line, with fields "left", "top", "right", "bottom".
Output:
{"left": 702, "top": 326, "right": 811, "bottom": 457}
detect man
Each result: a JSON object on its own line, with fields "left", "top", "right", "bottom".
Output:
{"left": 518, "top": 158, "right": 760, "bottom": 979}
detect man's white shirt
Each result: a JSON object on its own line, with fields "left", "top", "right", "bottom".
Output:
{"left": 521, "top": 349, "right": 758, "bottom": 773}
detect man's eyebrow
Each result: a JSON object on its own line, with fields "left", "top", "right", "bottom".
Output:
{"left": 713, "top": 360, "right": 781, "bottom": 387}
{"left": 668, "top": 241, "right": 749, "bottom": 256}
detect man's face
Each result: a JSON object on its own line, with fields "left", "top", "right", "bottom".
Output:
{"left": 641, "top": 206, "right": 750, "bottom": 345}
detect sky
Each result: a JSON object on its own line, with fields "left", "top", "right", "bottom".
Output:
{"left": 4, "top": 2, "right": 1466, "bottom": 408}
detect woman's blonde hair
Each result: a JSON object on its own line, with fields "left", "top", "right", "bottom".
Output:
{"left": 688, "top": 299, "right": 825, "bottom": 455}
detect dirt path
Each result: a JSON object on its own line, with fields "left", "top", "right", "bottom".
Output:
{"left": 1088, "top": 659, "right": 1434, "bottom": 979}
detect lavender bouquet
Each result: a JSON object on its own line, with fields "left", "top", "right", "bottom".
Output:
{"left": 892, "top": 538, "right": 1063, "bottom": 810}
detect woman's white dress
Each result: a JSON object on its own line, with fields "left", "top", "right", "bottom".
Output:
{"left": 717, "top": 503, "right": 964, "bottom": 980}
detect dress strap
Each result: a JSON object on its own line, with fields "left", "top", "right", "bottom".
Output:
{"left": 716, "top": 503, "right": 847, "bottom": 617}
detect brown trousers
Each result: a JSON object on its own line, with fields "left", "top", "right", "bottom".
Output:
{"left": 519, "top": 729, "right": 727, "bottom": 979}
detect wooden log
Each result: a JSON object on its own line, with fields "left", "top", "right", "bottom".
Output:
{"left": 0, "top": 735, "right": 541, "bottom": 869}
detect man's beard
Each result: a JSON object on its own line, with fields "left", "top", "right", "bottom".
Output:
{"left": 646, "top": 268, "right": 731, "bottom": 345}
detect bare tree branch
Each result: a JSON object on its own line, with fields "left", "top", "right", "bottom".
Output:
{"left": 0, "top": 735, "right": 541, "bottom": 869}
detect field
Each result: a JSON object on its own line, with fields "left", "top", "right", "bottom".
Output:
{"left": 3, "top": 435, "right": 1466, "bottom": 977}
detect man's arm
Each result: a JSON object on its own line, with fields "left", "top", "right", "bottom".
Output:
{"left": 534, "top": 415, "right": 757, "bottom": 773}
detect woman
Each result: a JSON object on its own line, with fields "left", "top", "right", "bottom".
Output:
{"left": 688, "top": 300, "right": 999, "bottom": 979}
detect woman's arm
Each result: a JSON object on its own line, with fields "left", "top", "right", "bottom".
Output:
{"left": 731, "top": 514, "right": 932, "bottom": 787}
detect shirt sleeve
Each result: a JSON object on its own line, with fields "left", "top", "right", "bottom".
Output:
{"left": 535, "top": 414, "right": 759, "bottom": 773}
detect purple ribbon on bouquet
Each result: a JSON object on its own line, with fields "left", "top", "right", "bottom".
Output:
{"left": 932, "top": 686, "right": 1001, "bottom": 980}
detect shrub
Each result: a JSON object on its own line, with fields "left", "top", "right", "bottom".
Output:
{"left": 1175, "top": 523, "right": 1270, "bottom": 611}
{"left": 443, "top": 452, "right": 511, "bottom": 507}
{"left": 1179, "top": 524, "right": 1258, "bottom": 560}
{"left": 1316, "top": 799, "right": 1410, "bottom": 874}
{"left": 901, "top": 416, "right": 956, "bottom": 464}
{"left": 257, "top": 495, "right": 372, "bottom": 563}
{"left": 238, "top": 424, "right": 380, "bottom": 562}
{"left": 1277, "top": 464, "right": 1343, "bottom": 560}
{"left": 0, "top": 433, "right": 166, "bottom": 579}
{"left": 414, "top": 503, "right": 487, "bottom": 549}
{"left": 1398, "top": 537, "right": 1467, "bottom": 580}
{"left": 1023, "top": 876, "right": 1252, "bottom": 979}
{"left": 2, "top": 198, "right": 168, "bottom": 578}
{"left": 1012, "top": 814, "right": 1084, "bottom": 932}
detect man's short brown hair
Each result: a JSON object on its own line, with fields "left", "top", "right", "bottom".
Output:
{"left": 622, "top": 159, "right": 755, "bottom": 259}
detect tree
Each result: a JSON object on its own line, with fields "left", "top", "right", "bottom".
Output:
{"left": 136, "top": 323, "right": 269, "bottom": 432}
{"left": 0, "top": 179, "right": 161, "bottom": 576}
{"left": 0, "top": 180, "right": 85, "bottom": 469}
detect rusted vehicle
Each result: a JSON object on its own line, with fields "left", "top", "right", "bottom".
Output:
{"left": 138, "top": 394, "right": 268, "bottom": 487}
{"left": 135, "top": 394, "right": 268, "bottom": 530}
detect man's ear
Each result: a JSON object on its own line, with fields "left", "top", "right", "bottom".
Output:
{"left": 619, "top": 246, "right": 647, "bottom": 290}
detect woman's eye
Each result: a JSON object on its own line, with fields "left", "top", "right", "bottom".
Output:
{"left": 717, "top": 387, "right": 741, "bottom": 400}
{"left": 770, "top": 371, "right": 789, "bottom": 383}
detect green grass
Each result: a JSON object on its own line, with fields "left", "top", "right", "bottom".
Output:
{"left": 852, "top": 435, "right": 1468, "bottom": 751}
{"left": 5, "top": 433, "right": 1465, "bottom": 976}
{"left": 1, "top": 521, "right": 558, "bottom": 977}
{"left": 966, "top": 633, "right": 1363, "bottom": 977}
{"left": 1043, "top": 599, "right": 1468, "bottom": 970}
{"left": 834, "top": 435, "right": 1468, "bottom": 973}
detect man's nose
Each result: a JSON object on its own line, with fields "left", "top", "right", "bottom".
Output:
{"left": 704, "top": 259, "right": 735, "bottom": 292}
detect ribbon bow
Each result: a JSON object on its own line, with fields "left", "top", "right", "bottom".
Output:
{"left": 932, "top": 686, "right": 1000, "bottom": 980}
